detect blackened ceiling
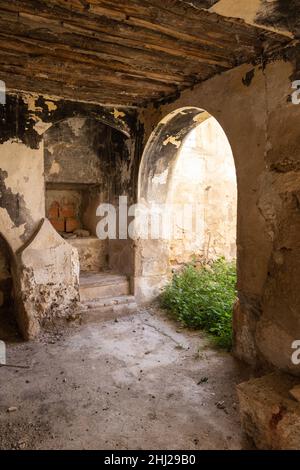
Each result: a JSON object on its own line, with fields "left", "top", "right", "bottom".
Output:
{"left": 0, "top": 0, "right": 292, "bottom": 106}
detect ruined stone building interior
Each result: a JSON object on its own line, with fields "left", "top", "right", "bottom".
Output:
{"left": 0, "top": 0, "right": 300, "bottom": 452}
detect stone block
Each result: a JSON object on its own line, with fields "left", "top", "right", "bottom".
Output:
{"left": 15, "top": 219, "right": 80, "bottom": 339}
{"left": 237, "top": 372, "right": 300, "bottom": 449}
{"left": 68, "top": 237, "right": 107, "bottom": 272}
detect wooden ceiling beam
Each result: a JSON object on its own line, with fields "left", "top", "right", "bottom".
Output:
{"left": 0, "top": 0, "right": 290, "bottom": 106}
{"left": 0, "top": 8, "right": 237, "bottom": 68}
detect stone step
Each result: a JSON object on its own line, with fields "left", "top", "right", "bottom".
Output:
{"left": 79, "top": 272, "right": 130, "bottom": 302}
{"left": 81, "top": 295, "right": 138, "bottom": 323}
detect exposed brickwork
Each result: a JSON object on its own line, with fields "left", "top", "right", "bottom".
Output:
{"left": 49, "top": 217, "right": 65, "bottom": 232}
{"left": 60, "top": 204, "right": 75, "bottom": 219}
{"left": 47, "top": 201, "right": 79, "bottom": 234}
{"left": 65, "top": 217, "right": 80, "bottom": 233}
{"left": 48, "top": 201, "right": 59, "bottom": 219}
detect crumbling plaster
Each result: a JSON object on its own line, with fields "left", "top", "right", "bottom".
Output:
{"left": 45, "top": 117, "right": 104, "bottom": 186}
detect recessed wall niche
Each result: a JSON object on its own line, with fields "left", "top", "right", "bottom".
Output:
{"left": 44, "top": 117, "right": 110, "bottom": 272}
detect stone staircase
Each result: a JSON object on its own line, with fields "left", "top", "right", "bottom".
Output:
{"left": 79, "top": 272, "right": 137, "bottom": 322}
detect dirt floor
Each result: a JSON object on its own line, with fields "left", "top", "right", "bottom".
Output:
{"left": 0, "top": 308, "right": 252, "bottom": 450}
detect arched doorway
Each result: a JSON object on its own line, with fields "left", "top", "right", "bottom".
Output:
{"left": 134, "top": 107, "right": 237, "bottom": 302}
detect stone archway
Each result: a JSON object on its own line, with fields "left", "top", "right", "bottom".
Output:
{"left": 134, "top": 107, "right": 237, "bottom": 303}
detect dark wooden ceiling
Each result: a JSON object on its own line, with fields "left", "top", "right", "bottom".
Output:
{"left": 0, "top": 0, "right": 290, "bottom": 107}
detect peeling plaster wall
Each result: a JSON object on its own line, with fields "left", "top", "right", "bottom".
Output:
{"left": 136, "top": 55, "right": 300, "bottom": 376}
{"left": 0, "top": 92, "right": 137, "bottom": 337}
{"left": 0, "top": 141, "right": 44, "bottom": 251}
{"left": 44, "top": 117, "right": 104, "bottom": 185}
{"left": 169, "top": 116, "right": 237, "bottom": 265}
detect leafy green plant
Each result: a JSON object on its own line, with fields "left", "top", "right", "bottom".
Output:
{"left": 160, "top": 258, "right": 237, "bottom": 350}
